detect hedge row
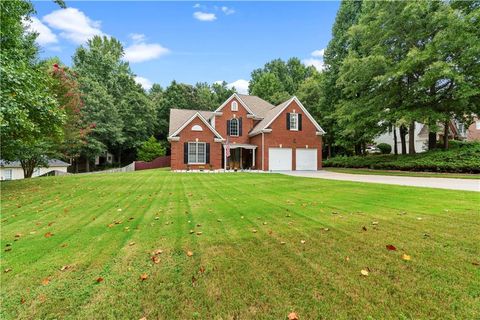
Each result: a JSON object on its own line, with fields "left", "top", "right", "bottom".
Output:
{"left": 323, "top": 142, "right": 480, "bottom": 173}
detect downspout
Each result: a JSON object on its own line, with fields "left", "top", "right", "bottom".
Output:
{"left": 261, "top": 132, "right": 265, "bottom": 171}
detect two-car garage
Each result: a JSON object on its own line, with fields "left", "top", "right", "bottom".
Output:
{"left": 268, "top": 147, "right": 318, "bottom": 171}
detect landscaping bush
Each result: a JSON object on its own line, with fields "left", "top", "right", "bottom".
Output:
{"left": 323, "top": 141, "right": 480, "bottom": 173}
{"left": 377, "top": 143, "right": 392, "bottom": 154}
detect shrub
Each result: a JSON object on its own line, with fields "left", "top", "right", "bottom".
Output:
{"left": 377, "top": 143, "right": 392, "bottom": 154}
{"left": 137, "top": 136, "right": 166, "bottom": 162}
{"left": 323, "top": 142, "right": 480, "bottom": 173}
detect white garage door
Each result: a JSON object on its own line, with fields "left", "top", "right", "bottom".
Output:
{"left": 296, "top": 148, "right": 317, "bottom": 171}
{"left": 269, "top": 148, "right": 292, "bottom": 171}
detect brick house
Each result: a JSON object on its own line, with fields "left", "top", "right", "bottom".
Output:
{"left": 168, "top": 94, "right": 325, "bottom": 171}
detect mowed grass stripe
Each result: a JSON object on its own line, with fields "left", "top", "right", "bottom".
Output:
{"left": 1, "top": 171, "right": 479, "bottom": 319}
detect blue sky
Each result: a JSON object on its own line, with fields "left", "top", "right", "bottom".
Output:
{"left": 30, "top": 1, "right": 340, "bottom": 92}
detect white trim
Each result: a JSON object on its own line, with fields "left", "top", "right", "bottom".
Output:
{"left": 214, "top": 93, "right": 255, "bottom": 115}
{"left": 191, "top": 124, "right": 203, "bottom": 131}
{"left": 214, "top": 138, "right": 225, "bottom": 143}
{"left": 168, "top": 136, "right": 180, "bottom": 142}
{"left": 247, "top": 114, "right": 263, "bottom": 120}
{"left": 250, "top": 96, "right": 326, "bottom": 137}
{"left": 231, "top": 101, "right": 238, "bottom": 111}
{"left": 289, "top": 113, "right": 299, "bottom": 131}
{"left": 168, "top": 112, "right": 224, "bottom": 140}
{"left": 187, "top": 141, "right": 207, "bottom": 164}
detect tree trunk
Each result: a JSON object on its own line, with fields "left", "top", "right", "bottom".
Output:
{"left": 75, "top": 159, "right": 79, "bottom": 173}
{"left": 408, "top": 121, "right": 416, "bottom": 154}
{"left": 443, "top": 119, "right": 449, "bottom": 149}
{"left": 355, "top": 143, "right": 362, "bottom": 155}
{"left": 21, "top": 160, "right": 35, "bottom": 178}
{"left": 393, "top": 126, "right": 398, "bottom": 155}
{"left": 428, "top": 131, "right": 437, "bottom": 150}
{"left": 399, "top": 125, "right": 407, "bottom": 155}
{"left": 85, "top": 157, "right": 90, "bottom": 172}
{"left": 327, "top": 144, "right": 332, "bottom": 159}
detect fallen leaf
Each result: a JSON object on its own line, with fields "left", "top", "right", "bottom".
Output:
{"left": 189, "top": 230, "right": 195, "bottom": 234}
{"left": 140, "top": 273, "right": 148, "bottom": 281}
{"left": 21, "top": 297, "right": 26, "bottom": 304}
{"left": 196, "top": 232, "right": 202, "bottom": 236}
{"left": 191, "top": 275, "right": 197, "bottom": 286}
{"left": 48, "top": 222, "right": 54, "bottom": 226}
{"left": 217, "top": 219, "right": 222, "bottom": 222}
{"left": 151, "top": 256, "right": 160, "bottom": 264}
{"left": 152, "top": 249, "right": 163, "bottom": 255}
{"left": 117, "top": 208, "right": 122, "bottom": 212}
{"left": 472, "top": 261, "right": 480, "bottom": 266}
{"left": 288, "top": 312, "right": 299, "bottom": 320}
{"left": 360, "top": 269, "right": 369, "bottom": 276}
{"left": 44, "top": 232, "right": 53, "bottom": 238}
{"left": 139, "top": 317, "right": 147, "bottom": 320}
{"left": 386, "top": 244, "right": 397, "bottom": 251}
{"left": 345, "top": 256, "right": 350, "bottom": 262}
{"left": 61, "top": 243, "right": 68, "bottom": 248}
{"left": 96, "top": 277, "right": 104, "bottom": 283}
{"left": 252, "top": 229, "right": 257, "bottom": 233}
{"left": 300, "top": 240, "right": 306, "bottom": 244}
{"left": 323, "top": 228, "right": 329, "bottom": 231}
{"left": 42, "top": 278, "right": 50, "bottom": 285}
{"left": 263, "top": 222, "right": 267, "bottom": 225}
{"left": 402, "top": 254, "right": 411, "bottom": 261}
{"left": 196, "top": 224, "right": 201, "bottom": 227}
{"left": 187, "top": 251, "right": 193, "bottom": 257}
{"left": 362, "top": 226, "right": 367, "bottom": 231}
{"left": 280, "top": 241, "right": 286, "bottom": 245}
{"left": 60, "top": 265, "right": 69, "bottom": 271}
{"left": 417, "top": 217, "right": 423, "bottom": 221}
{"left": 4, "top": 268, "right": 12, "bottom": 273}
{"left": 15, "top": 233, "right": 21, "bottom": 238}
{"left": 372, "top": 221, "right": 379, "bottom": 225}
{"left": 129, "top": 242, "right": 135, "bottom": 246}
{"left": 199, "top": 266, "right": 206, "bottom": 274}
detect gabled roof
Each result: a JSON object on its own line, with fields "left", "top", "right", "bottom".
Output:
{"left": 168, "top": 109, "right": 223, "bottom": 139}
{"left": 0, "top": 159, "right": 70, "bottom": 168}
{"left": 236, "top": 94, "right": 276, "bottom": 118}
{"left": 168, "top": 109, "right": 215, "bottom": 137}
{"left": 215, "top": 93, "right": 276, "bottom": 118}
{"left": 249, "top": 96, "right": 326, "bottom": 136}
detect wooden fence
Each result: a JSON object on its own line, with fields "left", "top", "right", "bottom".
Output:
{"left": 135, "top": 156, "right": 171, "bottom": 171}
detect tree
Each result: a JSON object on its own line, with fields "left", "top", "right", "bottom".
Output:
{"left": 321, "top": 0, "right": 363, "bottom": 156}
{"left": 249, "top": 58, "right": 315, "bottom": 104}
{"left": 137, "top": 136, "right": 166, "bottom": 162}
{"left": 0, "top": 0, "right": 66, "bottom": 177}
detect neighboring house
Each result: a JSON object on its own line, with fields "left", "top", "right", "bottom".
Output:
{"left": 466, "top": 118, "right": 480, "bottom": 141}
{"left": 374, "top": 120, "right": 470, "bottom": 154}
{"left": 0, "top": 159, "right": 70, "bottom": 181}
{"left": 167, "top": 94, "right": 325, "bottom": 171}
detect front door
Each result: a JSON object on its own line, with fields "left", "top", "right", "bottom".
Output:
{"left": 228, "top": 148, "right": 241, "bottom": 169}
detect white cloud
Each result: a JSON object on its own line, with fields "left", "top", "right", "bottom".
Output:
{"left": 311, "top": 49, "right": 325, "bottom": 58}
{"left": 193, "top": 3, "right": 201, "bottom": 8}
{"left": 129, "top": 33, "right": 146, "bottom": 43}
{"left": 124, "top": 42, "right": 169, "bottom": 63}
{"left": 193, "top": 11, "right": 217, "bottom": 22}
{"left": 215, "top": 79, "right": 249, "bottom": 94}
{"left": 302, "top": 58, "right": 325, "bottom": 72}
{"left": 135, "top": 76, "right": 153, "bottom": 90}
{"left": 221, "top": 6, "right": 235, "bottom": 15}
{"left": 43, "top": 8, "right": 104, "bottom": 44}
{"left": 24, "top": 17, "right": 58, "bottom": 46}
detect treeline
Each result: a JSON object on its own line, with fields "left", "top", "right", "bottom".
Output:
{"left": 1, "top": 0, "right": 235, "bottom": 175}
{"left": 248, "top": 1, "right": 480, "bottom": 157}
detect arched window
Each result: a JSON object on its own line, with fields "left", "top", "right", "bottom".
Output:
{"left": 231, "top": 101, "right": 238, "bottom": 111}
{"left": 230, "top": 118, "right": 239, "bottom": 136}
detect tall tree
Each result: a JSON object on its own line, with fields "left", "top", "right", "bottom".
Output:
{"left": 321, "top": 0, "right": 363, "bottom": 156}
{"left": 0, "top": 0, "right": 66, "bottom": 177}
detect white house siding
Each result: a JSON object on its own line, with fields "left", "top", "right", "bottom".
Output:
{"left": 1, "top": 166, "right": 68, "bottom": 181}
{"left": 374, "top": 122, "right": 428, "bottom": 154}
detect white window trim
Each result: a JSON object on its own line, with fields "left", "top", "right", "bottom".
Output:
{"left": 231, "top": 101, "right": 238, "bottom": 111}
{"left": 290, "top": 113, "right": 298, "bottom": 131}
{"left": 188, "top": 142, "right": 206, "bottom": 164}
{"left": 230, "top": 118, "right": 239, "bottom": 136}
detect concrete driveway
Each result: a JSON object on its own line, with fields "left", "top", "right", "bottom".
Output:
{"left": 282, "top": 170, "right": 480, "bottom": 192}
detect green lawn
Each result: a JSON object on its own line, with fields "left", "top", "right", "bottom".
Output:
{"left": 325, "top": 167, "right": 480, "bottom": 179}
{"left": 1, "top": 171, "right": 479, "bottom": 319}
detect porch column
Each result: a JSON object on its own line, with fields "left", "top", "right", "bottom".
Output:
{"left": 224, "top": 145, "right": 227, "bottom": 171}
{"left": 240, "top": 148, "right": 243, "bottom": 169}
{"left": 252, "top": 148, "right": 255, "bottom": 167}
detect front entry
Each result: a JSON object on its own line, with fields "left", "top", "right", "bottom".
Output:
{"left": 224, "top": 147, "right": 255, "bottom": 170}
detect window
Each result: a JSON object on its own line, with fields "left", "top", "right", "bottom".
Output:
{"left": 231, "top": 101, "right": 238, "bottom": 111}
{"left": 230, "top": 118, "right": 239, "bottom": 136}
{"left": 289, "top": 113, "right": 298, "bottom": 131}
{"left": 33, "top": 168, "right": 40, "bottom": 176}
{"left": 476, "top": 120, "right": 480, "bottom": 130}
{"left": 3, "top": 169, "right": 12, "bottom": 180}
{"left": 188, "top": 142, "right": 206, "bottom": 164}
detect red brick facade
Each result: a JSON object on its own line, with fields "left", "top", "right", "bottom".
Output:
{"left": 169, "top": 95, "right": 323, "bottom": 171}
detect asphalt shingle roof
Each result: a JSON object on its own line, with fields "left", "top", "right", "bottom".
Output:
{"left": 168, "top": 109, "right": 215, "bottom": 136}
{"left": 0, "top": 159, "right": 70, "bottom": 168}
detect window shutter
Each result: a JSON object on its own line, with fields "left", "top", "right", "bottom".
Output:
{"left": 206, "top": 143, "right": 210, "bottom": 163}
{"left": 286, "top": 113, "right": 290, "bottom": 130}
{"left": 239, "top": 118, "right": 243, "bottom": 136}
{"left": 227, "top": 120, "right": 231, "bottom": 135}
{"left": 184, "top": 142, "right": 188, "bottom": 164}
{"left": 298, "top": 114, "right": 302, "bottom": 131}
